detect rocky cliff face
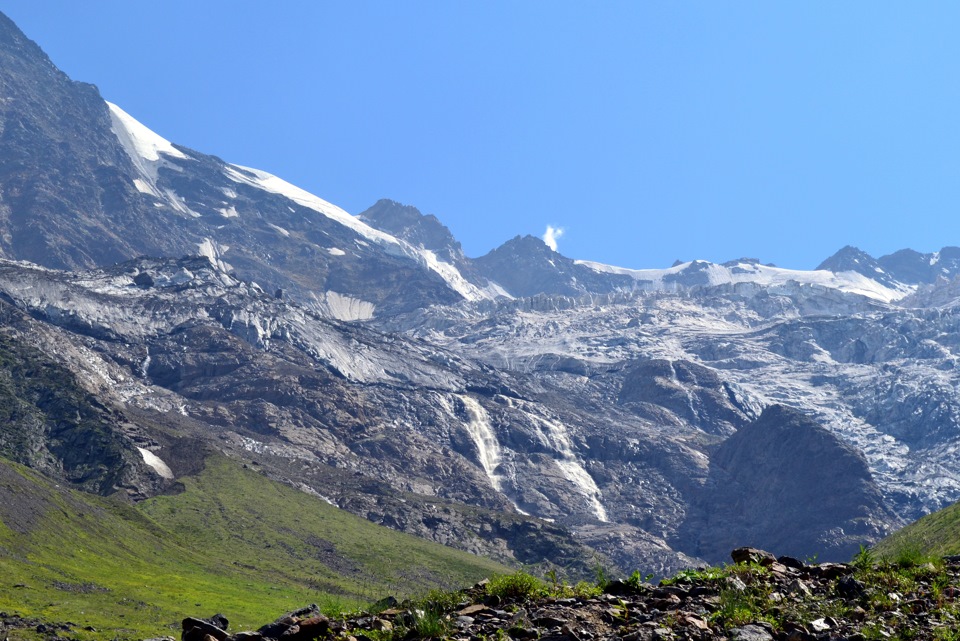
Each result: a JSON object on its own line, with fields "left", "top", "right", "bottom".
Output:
{"left": 617, "top": 359, "right": 755, "bottom": 436}
{"left": 0, "top": 12, "right": 160, "bottom": 268}
{"left": 0, "top": 13, "right": 477, "bottom": 318}
{"left": 677, "top": 405, "right": 893, "bottom": 563}
{"left": 0, "top": 253, "right": 908, "bottom": 575}
{"left": 358, "top": 200, "right": 464, "bottom": 263}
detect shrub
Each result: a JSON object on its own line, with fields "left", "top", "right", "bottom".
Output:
{"left": 487, "top": 570, "right": 547, "bottom": 601}
{"left": 417, "top": 588, "right": 465, "bottom": 614}
{"left": 852, "top": 544, "right": 876, "bottom": 571}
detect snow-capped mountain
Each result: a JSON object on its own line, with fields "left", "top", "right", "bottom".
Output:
{"left": 819, "top": 245, "right": 960, "bottom": 287}
{"left": 4, "top": 9, "right": 960, "bottom": 578}
{"left": 0, "top": 12, "right": 503, "bottom": 319}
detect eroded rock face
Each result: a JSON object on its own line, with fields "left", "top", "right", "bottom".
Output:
{"left": 0, "top": 316, "right": 164, "bottom": 498}
{"left": 0, "top": 253, "right": 907, "bottom": 575}
{"left": 677, "top": 405, "right": 894, "bottom": 563}
{"left": 617, "top": 359, "right": 755, "bottom": 435}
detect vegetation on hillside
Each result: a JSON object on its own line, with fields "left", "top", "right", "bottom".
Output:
{"left": 0, "top": 455, "right": 507, "bottom": 641}
{"left": 873, "top": 499, "right": 960, "bottom": 560}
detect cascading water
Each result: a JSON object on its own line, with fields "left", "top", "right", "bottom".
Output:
{"left": 458, "top": 394, "right": 504, "bottom": 492}
{"left": 534, "top": 414, "right": 609, "bottom": 522}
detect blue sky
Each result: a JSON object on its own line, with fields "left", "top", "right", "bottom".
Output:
{"left": 3, "top": 2, "right": 960, "bottom": 270}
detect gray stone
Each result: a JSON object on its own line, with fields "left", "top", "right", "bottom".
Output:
{"left": 731, "top": 547, "right": 778, "bottom": 566}
{"left": 730, "top": 624, "right": 774, "bottom": 641}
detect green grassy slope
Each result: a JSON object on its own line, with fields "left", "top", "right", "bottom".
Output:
{"left": 873, "top": 500, "right": 960, "bottom": 559}
{"left": 0, "top": 455, "right": 509, "bottom": 641}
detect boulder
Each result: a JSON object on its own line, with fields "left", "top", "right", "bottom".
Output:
{"left": 731, "top": 547, "right": 777, "bottom": 566}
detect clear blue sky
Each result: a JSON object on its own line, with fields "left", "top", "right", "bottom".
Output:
{"left": 3, "top": 1, "right": 960, "bottom": 270}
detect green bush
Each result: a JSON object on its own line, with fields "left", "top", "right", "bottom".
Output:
{"left": 852, "top": 543, "right": 876, "bottom": 571}
{"left": 892, "top": 544, "right": 935, "bottom": 569}
{"left": 408, "top": 608, "right": 453, "bottom": 639}
{"left": 416, "top": 588, "right": 466, "bottom": 614}
{"left": 487, "top": 570, "right": 547, "bottom": 601}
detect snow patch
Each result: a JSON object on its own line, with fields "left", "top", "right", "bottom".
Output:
{"left": 418, "top": 249, "right": 494, "bottom": 302}
{"left": 137, "top": 447, "right": 174, "bottom": 479}
{"left": 319, "top": 291, "right": 375, "bottom": 321}
{"left": 108, "top": 101, "right": 502, "bottom": 304}
{"left": 222, "top": 164, "right": 503, "bottom": 303}
{"left": 132, "top": 178, "right": 154, "bottom": 195}
{"left": 107, "top": 102, "right": 185, "bottom": 163}
{"left": 577, "top": 259, "right": 912, "bottom": 303}
{"left": 224, "top": 164, "right": 400, "bottom": 246}
{"left": 197, "top": 238, "right": 234, "bottom": 273}
{"left": 162, "top": 188, "right": 201, "bottom": 218}
{"left": 327, "top": 247, "right": 346, "bottom": 256}
{"left": 107, "top": 101, "right": 186, "bottom": 200}
{"left": 268, "top": 223, "right": 290, "bottom": 237}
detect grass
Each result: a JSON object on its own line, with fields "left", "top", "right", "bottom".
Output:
{"left": 873, "top": 500, "right": 960, "bottom": 560}
{"left": 659, "top": 565, "right": 726, "bottom": 586}
{"left": 0, "top": 455, "right": 509, "bottom": 641}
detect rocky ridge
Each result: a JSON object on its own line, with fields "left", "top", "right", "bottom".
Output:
{"left": 162, "top": 547, "right": 960, "bottom": 641}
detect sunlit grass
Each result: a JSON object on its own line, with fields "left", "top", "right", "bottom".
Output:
{"left": 0, "top": 456, "right": 508, "bottom": 641}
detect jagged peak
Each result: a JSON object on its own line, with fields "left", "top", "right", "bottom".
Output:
{"left": 816, "top": 245, "right": 878, "bottom": 272}
{"left": 483, "top": 234, "right": 556, "bottom": 258}
{"left": 358, "top": 199, "right": 463, "bottom": 257}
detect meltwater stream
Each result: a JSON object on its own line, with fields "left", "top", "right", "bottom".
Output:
{"left": 458, "top": 394, "right": 504, "bottom": 492}
{"left": 533, "top": 414, "right": 609, "bottom": 523}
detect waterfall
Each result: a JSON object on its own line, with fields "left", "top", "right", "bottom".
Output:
{"left": 535, "top": 415, "right": 609, "bottom": 522}
{"left": 458, "top": 395, "right": 504, "bottom": 492}
{"left": 140, "top": 347, "right": 151, "bottom": 379}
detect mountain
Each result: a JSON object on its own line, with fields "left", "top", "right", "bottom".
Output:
{"left": 3, "top": 8, "right": 960, "bottom": 610}
{"left": 358, "top": 199, "right": 465, "bottom": 265}
{"left": 472, "top": 235, "right": 635, "bottom": 297}
{"left": 815, "top": 245, "right": 894, "bottom": 287}
{"left": 0, "top": 12, "right": 498, "bottom": 318}
{"left": 818, "top": 244, "right": 960, "bottom": 287}
{"left": 877, "top": 246, "right": 960, "bottom": 284}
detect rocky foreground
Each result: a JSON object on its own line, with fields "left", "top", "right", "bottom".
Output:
{"left": 172, "top": 548, "right": 960, "bottom": 641}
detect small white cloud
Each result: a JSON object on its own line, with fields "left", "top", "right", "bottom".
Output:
{"left": 543, "top": 225, "right": 565, "bottom": 252}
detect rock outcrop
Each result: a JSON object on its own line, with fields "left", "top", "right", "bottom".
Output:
{"left": 677, "top": 406, "right": 895, "bottom": 563}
